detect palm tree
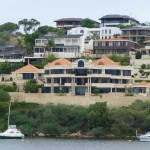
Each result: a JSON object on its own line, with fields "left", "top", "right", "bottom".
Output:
{"left": 45, "top": 39, "right": 55, "bottom": 53}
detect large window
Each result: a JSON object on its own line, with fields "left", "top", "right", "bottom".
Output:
{"left": 51, "top": 69, "right": 64, "bottom": 74}
{"left": 45, "top": 70, "right": 49, "bottom": 75}
{"left": 23, "top": 73, "right": 34, "bottom": 79}
{"left": 66, "top": 69, "right": 72, "bottom": 74}
{"left": 105, "top": 69, "right": 121, "bottom": 75}
{"left": 123, "top": 70, "right": 131, "bottom": 76}
{"left": 91, "top": 69, "right": 101, "bottom": 74}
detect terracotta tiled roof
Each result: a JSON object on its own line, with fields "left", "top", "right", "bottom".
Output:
{"left": 16, "top": 64, "right": 42, "bottom": 73}
{"left": 94, "top": 38, "right": 128, "bottom": 42}
{"left": 83, "top": 50, "right": 93, "bottom": 54}
{"left": 92, "top": 56, "right": 118, "bottom": 66}
{"left": 135, "top": 81, "right": 149, "bottom": 86}
{"left": 45, "top": 58, "right": 72, "bottom": 67}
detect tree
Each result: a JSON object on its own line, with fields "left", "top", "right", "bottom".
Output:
{"left": 0, "top": 61, "right": 11, "bottom": 74}
{"left": 24, "top": 79, "right": 39, "bottom": 93}
{"left": 24, "top": 31, "right": 39, "bottom": 55}
{"left": 18, "top": 18, "right": 40, "bottom": 34}
{"left": 135, "top": 51, "right": 142, "bottom": 59}
{"left": 45, "top": 39, "right": 56, "bottom": 52}
{"left": 88, "top": 102, "right": 108, "bottom": 130}
{"left": 81, "top": 18, "right": 97, "bottom": 28}
{"left": 0, "top": 22, "right": 19, "bottom": 32}
{"left": 138, "top": 40, "right": 144, "bottom": 46}
{"left": 14, "top": 38, "right": 24, "bottom": 53}
{"left": 0, "top": 90, "right": 11, "bottom": 102}
{"left": 38, "top": 26, "right": 65, "bottom": 35}
{"left": 43, "top": 53, "right": 57, "bottom": 65}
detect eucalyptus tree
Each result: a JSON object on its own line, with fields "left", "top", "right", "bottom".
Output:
{"left": 18, "top": 18, "right": 40, "bottom": 34}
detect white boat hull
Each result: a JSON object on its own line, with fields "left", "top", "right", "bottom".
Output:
{"left": 0, "top": 135, "right": 23, "bottom": 139}
{"left": 139, "top": 132, "right": 150, "bottom": 142}
{"left": 139, "top": 137, "right": 150, "bottom": 142}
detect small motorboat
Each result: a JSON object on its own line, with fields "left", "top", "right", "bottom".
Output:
{"left": 138, "top": 132, "right": 150, "bottom": 142}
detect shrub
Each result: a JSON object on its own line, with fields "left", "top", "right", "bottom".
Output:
{"left": 92, "top": 127, "right": 105, "bottom": 136}
{"left": 0, "top": 90, "right": 11, "bottom": 102}
{"left": 93, "top": 88, "right": 99, "bottom": 95}
{"left": 141, "top": 64, "right": 146, "bottom": 69}
{"left": 135, "top": 51, "right": 142, "bottom": 59}
{"left": 24, "top": 80, "right": 38, "bottom": 93}
{"left": 1, "top": 85, "right": 15, "bottom": 92}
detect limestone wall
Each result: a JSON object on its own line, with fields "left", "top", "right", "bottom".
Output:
{"left": 9, "top": 92, "right": 150, "bottom": 108}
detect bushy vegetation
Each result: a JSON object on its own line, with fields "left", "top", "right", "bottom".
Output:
{"left": 0, "top": 61, "right": 24, "bottom": 75}
{"left": 0, "top": 100, "right": 150, "bottom": 138}
{"left": 24, "top": 79, "right": 39, "bottom": 93}
{"left": 135, "top": 51, "right": 142, "bottom": 59}
{"left": 31, "top": 54, "right": 57, "bottom": 69}
{"left": 0, "top": 83, "right": 17, "bottom": 92}
{"left": 108, "top": 54, "right": 129, "bottom": 65}
{"left": 0, "top": 90, "right": 11, "bottom": 102}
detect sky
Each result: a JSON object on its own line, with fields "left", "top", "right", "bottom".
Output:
{"left": 0, "top": 0, "right": 150, "bottom": 27}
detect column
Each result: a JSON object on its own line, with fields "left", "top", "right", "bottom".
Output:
{"left": 51, "top": 78, "right": 54, "bottom": 93}
{"left": 88, "top": 78, "right": 90, "bottom": 93}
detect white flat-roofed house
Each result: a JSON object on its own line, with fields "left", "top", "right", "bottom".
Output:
{"left": 34, "top": 34, "right": 93, "bottom": 58}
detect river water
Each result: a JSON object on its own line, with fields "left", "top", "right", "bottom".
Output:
{"left": 0, "top": 138, "right": 150, "bottom": 150}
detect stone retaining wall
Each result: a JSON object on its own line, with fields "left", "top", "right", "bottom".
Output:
{"left": 9, "top": 92, "right": 150, "bottom": 107}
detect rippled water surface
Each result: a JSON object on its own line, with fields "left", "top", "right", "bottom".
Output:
{"left": 0, "top": 138, "right": 150, "bottom": 150}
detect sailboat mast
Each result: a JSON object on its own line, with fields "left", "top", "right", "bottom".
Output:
{"left": 8, "top": 103, "right": 11, "bottom": 129}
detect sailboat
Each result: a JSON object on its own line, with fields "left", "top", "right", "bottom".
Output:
{"left": 0, "top": 103, "right": 24, "bottom": 139}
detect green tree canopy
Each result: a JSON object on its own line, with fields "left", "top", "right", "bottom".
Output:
{"left": 0, "top": 90, "right": 11, "bottom": 102}
{"left": 81, "top": 18, "right": 98, "bottom": 28}
{"left": 38, "top": 26, "right": 65, "bottom": 35}
{"left": 88, "top": 102, "right": 108, "bottom": 130}
{"left": 18, "top": 18, "right": 40, "bottom": 34}
{"left": 0, "top": 22, "right": 19, "bottom": 32}
{"left": 24, "top": 79, "right": 39, "bottom": 93}
{"left": 135, "top": 51, "right": 142, "bottom": 59}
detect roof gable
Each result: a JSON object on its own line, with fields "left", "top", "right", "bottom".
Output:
{"left": 45, "top": 58, "right": 72, "bottom": 67}
{"left": 16, "top": 64, "right": 42, "bottom": 73}
{"left": 92, "top": 56, "right": 118, "bottom": 66}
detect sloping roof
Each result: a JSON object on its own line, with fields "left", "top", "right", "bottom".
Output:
{"left": 92, "top": 56, "right": 118, "bottom": 66}
{"left": 54, "top": 18, "right": 83, "bottom": 22}
{"left": 16, "top": 64, "right": 42, "bottom": 73}
{"left": 45, "top": 58, "right": 72, "bottom": 67}
{"left": 94, "top": 38, "right": 128, "bottom": 42}
{"left": 134, "top": 81, "right": 149, "bottom": 86}
{"left": 99, "top": 14, "right": 139, "bottom": 23}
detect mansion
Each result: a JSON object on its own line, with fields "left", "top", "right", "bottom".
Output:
{"left": 15, "top": 57, "right": 136, "bottom": 95}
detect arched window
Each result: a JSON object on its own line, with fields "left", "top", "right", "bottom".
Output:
{"left": 78, "top": 60, "right": 84, "bottom": 67}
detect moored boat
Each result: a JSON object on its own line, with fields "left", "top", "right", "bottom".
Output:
{"left": 138, "top": 132, "right": 150, "bottom": 142}
{"left": 0, "top": 103, "right": 24, "bottom": 139}
{"left": 0, "top": 125, "right": 24, "bottom": 139}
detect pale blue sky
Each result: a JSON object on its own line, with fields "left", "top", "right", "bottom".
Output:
{"left": 0, "top": 0, "right": 150, "bottom": 26}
